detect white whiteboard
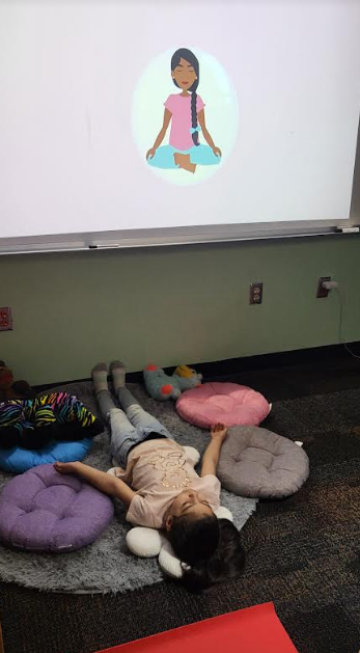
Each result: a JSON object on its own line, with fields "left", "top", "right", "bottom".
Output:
{"left": 0, "top": 0, "right": 360, "bottom": 253}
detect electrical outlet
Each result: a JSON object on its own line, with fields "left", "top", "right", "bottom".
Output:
{"left": 250, "top": 282, "right": 263, "bottom": 305}
{"left": 0, "top": 307, "right": 13, "bottom": 331}
{"left": 316, "top": 277, "right": 331, "bottom": 299}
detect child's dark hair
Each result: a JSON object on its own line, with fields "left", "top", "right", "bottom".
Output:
{"left": 168, "top": 516, "right": 245, "bottom": 593}
{"left": 168, "top": 513, "right": 220, "bottom": 566}
{"left": 171, "top": 48, "right": 200, "bottom": 147}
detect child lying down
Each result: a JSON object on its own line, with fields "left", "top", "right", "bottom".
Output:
{"left": 55, "top": 362, "right": 245, "bottom": 592}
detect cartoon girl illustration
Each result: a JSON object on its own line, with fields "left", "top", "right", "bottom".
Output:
{"left": 146, "top": 48, "right": 222, "bottom": 173}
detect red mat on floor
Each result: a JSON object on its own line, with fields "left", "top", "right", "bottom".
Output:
{"left": 95, "top": 602, "right": 299, "bottom": 653}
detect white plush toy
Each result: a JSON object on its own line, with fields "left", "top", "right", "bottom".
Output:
{"left": 126, "top": 504, "right": 234, "bottom": 579}
{"left": 124, "top": 445, "right": 233, "bottom": 578}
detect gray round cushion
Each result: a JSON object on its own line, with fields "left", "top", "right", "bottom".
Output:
{"left": 217, "top": 426, "right": 309, "bottom": 498}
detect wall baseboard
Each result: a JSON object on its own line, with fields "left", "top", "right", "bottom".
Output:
{"left": 34, "top": 342, "right": 360, "bottom": 392}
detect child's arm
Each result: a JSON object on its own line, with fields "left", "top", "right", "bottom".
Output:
{"left": 197, "top": 110, "right": 222, "bottom": 157}
{"left": 54, "top": 461, "right": 136, "bottom": 508}
{"left": 146, "top": 109, "right": 172, "bottom": 159}
{"left": 200, "top": 423, "right": 228, "bottom": 477}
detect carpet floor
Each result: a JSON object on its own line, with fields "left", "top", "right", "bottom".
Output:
{"left": 1, "top": 353, "right": 360, "bottom": 653}
{"left": 0, "top": 381, "right": 256, "bottom": 594}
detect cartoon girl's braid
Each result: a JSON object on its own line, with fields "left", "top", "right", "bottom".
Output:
{"left": 191, "top": 89, "right": 200, "bottom": 146}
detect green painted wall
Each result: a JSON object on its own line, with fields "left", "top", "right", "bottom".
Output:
{"left": 0, "top": 237, "right": 359, "bottom": 385}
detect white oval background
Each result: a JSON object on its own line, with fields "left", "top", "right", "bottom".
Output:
{"left": 132, "top": 47, "right": 239, "bottom": 186}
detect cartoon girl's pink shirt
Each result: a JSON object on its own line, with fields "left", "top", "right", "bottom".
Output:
{"left": 164, "top": 93, "right": 205, "bottom": 151}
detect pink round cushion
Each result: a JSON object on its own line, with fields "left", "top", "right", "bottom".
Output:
{"left": 176, "top": 382, "right": 270, "bottom": 429}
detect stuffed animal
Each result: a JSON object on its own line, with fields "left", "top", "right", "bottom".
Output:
{"left": 144, "top": 364, "right": 203, "bottom": 401}
{"left": 174, "top": 364, "right": 200, "bottom": 379}
{"left": 126, "top": 505, "right": 234, "bottom": 579}
{"left": 0, "top": 360, "right": 36, "bottom": 402}
{"left": 0, "top": 392, "right": 103, "bottom": 450}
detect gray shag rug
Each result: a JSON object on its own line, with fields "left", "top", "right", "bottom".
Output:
{"left": 0, "top": 381, "right": 257, "bottom": 594}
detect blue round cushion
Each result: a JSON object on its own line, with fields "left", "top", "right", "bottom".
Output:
{"left": 0, "top": 438, "right": 93, "bottom": 474}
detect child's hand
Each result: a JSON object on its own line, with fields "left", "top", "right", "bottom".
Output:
{"left": 210, "top": 423, "right": 228, "bottom": 442}
{"left": 212, "top": 146, "right": 222, "bottom": 158}
{"left": 54, "top": 461, "right": 76, "bottom": 474}
{"left": 146, "top": 147, "right": 157, "bottom": 160}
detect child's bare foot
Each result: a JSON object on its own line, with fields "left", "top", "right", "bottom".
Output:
{"left": 174, "top": 153, "right": 196, "bottom": 173}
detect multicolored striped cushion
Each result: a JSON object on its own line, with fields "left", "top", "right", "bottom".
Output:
{"left": 0, "top": 392, "right": 102, "bottom": 450}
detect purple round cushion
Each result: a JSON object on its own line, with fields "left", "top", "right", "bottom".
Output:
{"left": 0, "top": 464, "right": 114, "bottom": 552}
